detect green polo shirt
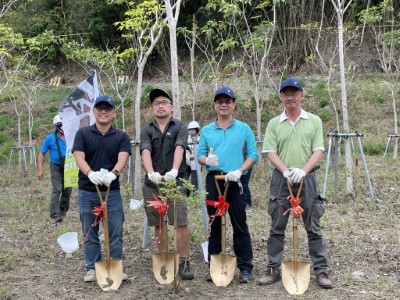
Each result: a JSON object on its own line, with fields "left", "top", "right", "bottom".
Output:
{"left": 262, "top": 109, "right": 324, "bottom": 168}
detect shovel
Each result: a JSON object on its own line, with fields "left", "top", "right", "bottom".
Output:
{"left": 152, "top": 183, "right": 179, "bottom": 285}
{"left": 210, "top": 175, "right": 236, "bottom": 287}
{"left": 95, "top": 185, "right": 123, "bottom": 291}
{"left": 282, "top": 179, "right": 310, "bottom": 295}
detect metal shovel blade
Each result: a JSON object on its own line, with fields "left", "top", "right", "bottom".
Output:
{"left": 282, "top": 260, "right": 310, "bottom": 295}
{"left": 210, "top": 253, "right": 236, "bottom": 287}
{"left": 152, "top": 252, "right": 179, "bottom": 284}
{"left": 95, "top": 259, "right": 123, "bottom": 291}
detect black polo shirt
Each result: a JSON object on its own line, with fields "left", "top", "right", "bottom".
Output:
{"left": 72, "top": 124, "right": 131, "bottom": 192}
{"left": 140, "top": 118, "right": 188, "bottom": 186}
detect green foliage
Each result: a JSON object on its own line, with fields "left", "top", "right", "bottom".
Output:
{"left": 0, "top": 282, "right": 11, "bottom": 298}
{"left": 319, "top": 109, "right": 332, "bottom": 122}
{"left": 0, "top": 115, "right": 17, "bottom": 131}
{"left": 362, "top": 141, "right": 385, "bottom": 155}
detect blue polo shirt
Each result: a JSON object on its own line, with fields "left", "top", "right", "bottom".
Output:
{"left": 198, "top": 118, "right": 258, "bottom": 172}
{"left": 40, "top": 132, "right": 66, "bottom": 165}
{"left": 72, "top": 124, "right": 131, "bottom": 192}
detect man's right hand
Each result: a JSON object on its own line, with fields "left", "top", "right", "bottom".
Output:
{"left": 205, "top": 147, "right": 219, "bottom": 166}
{"left": 88, "top": 171, "right": 104, "bottom": 185}
{"left": 148, "top": 172, "right": 162, "bottom": 184}
{"left": 283, "top": 168, "right": 292, "bottom": 184}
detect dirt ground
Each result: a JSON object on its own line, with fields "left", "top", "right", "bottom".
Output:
{"left": 0, "top": 156, "right": 399, "bottom": 300}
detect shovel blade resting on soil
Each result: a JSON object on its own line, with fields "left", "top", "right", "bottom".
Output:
{"left": 282, "top": 260, "right": 310, "bottom": 295}
{"left": 95, "top": 259, "right": 123, "bottom": 291}
{"left": 210, "top": 254, "right": 237, "bottom": 287}
{"left": 152, "top": 252, "right": 179, "bottom": 284}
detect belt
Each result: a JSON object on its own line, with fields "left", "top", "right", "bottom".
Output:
{"left": 208, "top": 170, "right": 227, "bottom": 175}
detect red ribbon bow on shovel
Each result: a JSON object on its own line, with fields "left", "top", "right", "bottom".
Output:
{"left": 147, "top": 194, "right": 169, "bottom": 216}
{"left": 206, "top": 195, "right": 230, "bottom": 216}
{"left": 283, "top": 179, "right": 304, "bottom": 218}
{"left": 147, "top": 194, "right": 169, "bottom": 245}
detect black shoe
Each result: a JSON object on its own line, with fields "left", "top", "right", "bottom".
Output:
{"left": 178, "top": 259, "right": 194, "bottom": 280}
{"left": 239, "top": 270, "right": 253, "bottom": 283}
{"left": 52, "top": 218, "right": 62, "bottom": 225}
{"left": 205, "top": 272, "right": 212, "bottom": 282}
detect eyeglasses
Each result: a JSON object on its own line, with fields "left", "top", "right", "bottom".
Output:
{"left": 152, "top": 100, "right": 172, "bottom": 107}
{"left": 95, "top": 106, "right": 114, "bottom": 112}
{"left": 281, "top": 91, "right": 301, "bottom": 97}
{"left": 215, "top": 99, "right": 234, "bottom": 105}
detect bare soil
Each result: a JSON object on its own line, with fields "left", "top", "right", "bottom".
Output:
{"left": 0, "top": 156, "right": 399, "bottom": 300}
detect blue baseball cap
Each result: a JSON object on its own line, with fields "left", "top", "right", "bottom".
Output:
{"left": 94, "top": 95, "right": 115, "bottom": 107}
{"left": 214, "top": 86, "right": 236, "bottom": 101}
{"left": 279, "top": 77, "right": 303, "bottom": 93}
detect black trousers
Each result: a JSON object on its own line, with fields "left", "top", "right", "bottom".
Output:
{"left": 206, "top": 171, "right": 253, "bottom": 272}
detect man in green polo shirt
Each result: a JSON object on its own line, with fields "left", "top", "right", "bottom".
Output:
{"left": 257, "top": 77, "right": 334, "bottom": 289}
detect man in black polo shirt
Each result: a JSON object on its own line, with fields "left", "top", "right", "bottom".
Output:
{"left": 73, "top": 95, "right": 131, "bottom": 283}
{"left": 140, "top": 88, "right": 194, "bottom": 280}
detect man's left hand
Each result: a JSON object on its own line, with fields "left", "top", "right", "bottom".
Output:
{"left": 165, "top": 169, "right": 178, "bottom": 182}
{"left": 225, "top": 170, "right": 243, "bottom": 182}
{"left": 103, "top": 172, "right": 117, "bottom": 187}
{"left": 289, "top": 168, "right": 306, "bottom": 183}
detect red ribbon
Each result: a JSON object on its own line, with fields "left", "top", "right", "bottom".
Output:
{"left": 283, "top": 196, "right": 304, "bottom": 218}
{"left": 146, "top": 194, "right": 169, "bottom": 216}
{"left": 147, "top": 194, "right": 169, "bottom": 245}
{"left": 92, "top": 202, "right": 106, "bottom": 220}
{"left": 206, "top": 195, "right": 230, "bottom": 216}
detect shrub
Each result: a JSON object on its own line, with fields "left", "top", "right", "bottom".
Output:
{"left": 362, "top": 141, "right": 385, "bottom": 155}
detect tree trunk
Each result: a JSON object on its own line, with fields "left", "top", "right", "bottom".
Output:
{"left": 334, "top": 0, "right": 353, "bottom": 194}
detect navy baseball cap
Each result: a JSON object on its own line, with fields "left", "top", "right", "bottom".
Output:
{"left": 94, "top": 95, "right": 115, "bottom": 107}
{"left": 279, "top": 77, "right": 303, "bottom": 92}
{"left": 149, "top": 88, "right": 172, "bottom": 103}
{"left": 214, "top": 86, "right": 236, "bottom": 101}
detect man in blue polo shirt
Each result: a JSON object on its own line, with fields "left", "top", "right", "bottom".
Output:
{"left": 198, "top": 86, "right": 258, "bottom": 283}
{"left": 73, "top": 95, "right": 131, "bottom": 283}
{"left": 38, "top": 115, "right": 72, "bottom": 223}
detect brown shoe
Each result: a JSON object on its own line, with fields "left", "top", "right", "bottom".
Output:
{"left": 257, "top": 268, "right": 281, "bottom": 285}
{"left": 316, "top": 271, "right": 334, "bottom": 289}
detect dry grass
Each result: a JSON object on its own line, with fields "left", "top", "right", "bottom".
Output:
{"left": 0, "top": 153, "right": 399, "bottom": 299}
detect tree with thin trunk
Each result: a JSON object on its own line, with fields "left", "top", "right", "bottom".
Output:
{"left": 359, "top": 0, "right": 400, "bottom": 159}
{"left": 115, "top": 0, "right": 166, "bottom": 196}
{"left": 164, "top": 0, "right": 182, "bottom": 119}
{"left": 329, "top": 0, "right": 354, "bottom": 194}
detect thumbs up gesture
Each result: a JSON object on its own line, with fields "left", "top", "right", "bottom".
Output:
{"left": 205, "top": 147, "right": 219, "bottom": 166}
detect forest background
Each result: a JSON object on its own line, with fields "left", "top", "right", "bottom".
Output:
{"left": 0, "top": 1, "right": 399, "bottom": 299}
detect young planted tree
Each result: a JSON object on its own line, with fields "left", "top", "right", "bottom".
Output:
{"left": 329, "top": 0, "right": 354, "bottom": 194}
{"left": 359, "top": 0, "right": 400, "bottom": 159}
{"left": 164, "top": 0, "right": 182, "bottom": 118}
{"left": 178, "top": 16, "right": 210, "bottom": 120}
{"left": 114, "top": 0, "right": 166, "bottom": 196}
{"left": 207, "top": 0, "right": 279, "bottom": 140}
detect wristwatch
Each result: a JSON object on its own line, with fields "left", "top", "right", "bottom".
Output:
{"left": 112, "top": 169, "right": 120, "bottom": 177}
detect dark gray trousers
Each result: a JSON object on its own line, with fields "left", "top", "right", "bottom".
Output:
{"left": 50, "top": 163, "right": 72, "bottom": 220}
{"left": 266, "top": 169, "right": 329, "bottom": 274}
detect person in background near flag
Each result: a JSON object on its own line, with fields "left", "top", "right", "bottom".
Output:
{"left": 258, "top": 77, "right": 333, "bottom": 289}
{"left": 140, "top": 88, "right": 194, "bottom": 280}
{"left": 72, "top": 95, "right": 131, "bottom": 283}
{"left": 37, "top": 115, "right": 72, "bottom": 224}
{"left": 198, "top": 86, "right": 258, "bottom": 283}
